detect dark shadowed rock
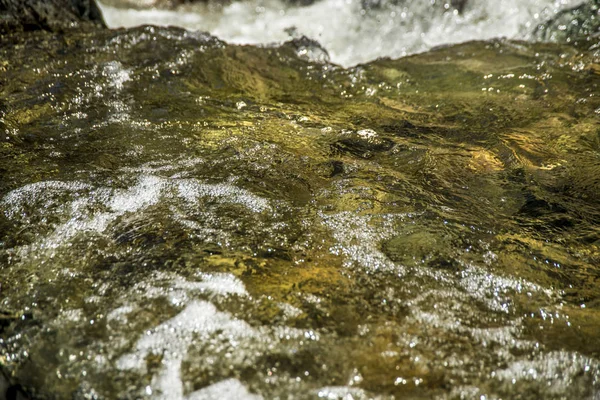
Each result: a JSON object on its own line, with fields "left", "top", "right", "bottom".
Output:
{"left": 101, "top": 0, "right": 322, "bottom": 8}
{"left": 280, "top": 35, "right": 330, "bottom": 63}
{"left": 99, "top": 0, "right": 207, "bottom": 9}
{"left": 0, "top": 0, "right": 106, "bottom": 33}
{"left": 103, "top": 0, "right": 466, "bottom": 10}
{"left": 534, "top": 0, "right": 599, "bottom": 43}
{"left": 361, "top": 0, "right": 467, "bottom": 13}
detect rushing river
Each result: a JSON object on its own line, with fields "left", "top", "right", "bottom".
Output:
{"left": 0, "top": 0, "right": 599, "bottom": 399}
{"left": 99, "top": 0, "right": 588, "bottom": 66}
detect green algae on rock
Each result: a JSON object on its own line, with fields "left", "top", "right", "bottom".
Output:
{"left": 0, "top": 25, "right": 599, "bottom": 399}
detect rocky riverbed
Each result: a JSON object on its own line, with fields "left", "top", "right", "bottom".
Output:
{"left": 0, "top": 1, "right": 599, "bottom": 399}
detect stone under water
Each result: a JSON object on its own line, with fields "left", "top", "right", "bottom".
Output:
{"left": 0, "top": 8, "right": 599, "bottom": 400}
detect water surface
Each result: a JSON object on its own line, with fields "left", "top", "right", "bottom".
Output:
{"left": 0, "top": 6, "right": 599, "bottom": 400}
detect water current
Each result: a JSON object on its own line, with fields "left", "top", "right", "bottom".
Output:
{"left": 0, "top": 0, "right": 599, "bottom": 399}
{"left": 99, "top": 0, "right": 588, "bottom": 66}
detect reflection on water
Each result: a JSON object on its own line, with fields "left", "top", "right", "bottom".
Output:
{"left": 0, "top": 20, "right": 599, "bottom": 400}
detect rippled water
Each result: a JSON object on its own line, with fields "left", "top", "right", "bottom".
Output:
{"left": 1, "top": 2, "right": 599, "bottom": 399}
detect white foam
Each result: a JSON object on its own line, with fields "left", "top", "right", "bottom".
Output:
{"left": 108, "top": 270, "right": 314, "bottom": 399}
{"left": 187, "top": 378, "right": 263, "bottom": 400}
{"left": 98, "top": 0, "right": 585, "bottom": 66}
{"left": 117, "top": 300, "right": 258, "bottom": 399}
{"left": 278, "top": 302, "right": 303, "bottom": 319}
{"left": 316, "top": 386, "right": 369, "bottom": 400}
{"left": 406, "top": 288, "right": 532, "bottom": 352}
{"left": 356, "top": 129, "right": 377, "bottom": 139}
{"left": 102, "top": 61, "right": 132, "bottom": 91}
{"left": 1, "top": 180, "right": 92, "bottom": 220}
{"left": 320, "top": 212, "right": 407, "bottom": 273}
{"left": 107, "top": 175, "right": 164, "bottom": 213}
{"left": 193, "top": 272, "right": 249, "bottom": 297}
{"left": 107, "top": 305, "right": 135, "bottom": 322}
{"left": 40, "top": 175, "right": 164, "bottom": 249}
{"left": 457, "top": 262, "right": 554, "bottom": 313}
{"left": 2, "top": 173, "right": 273, "bottom": 256}
{"left": 494, "top": 351, "right": 600, "bottom": 393}
{"left": 176, "top": 180, "right": 272, "bottom": 213}
{"left": 115, "top": 271, "right": 249, "bottom": 309}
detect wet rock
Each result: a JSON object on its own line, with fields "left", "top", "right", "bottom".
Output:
{"left": 279, "top": 35, "right": 330, "bottom": 63}
{"left": 315, "top": 160, "right": 345, "bottom": 178}
{"left": 518, "top": 192, "right": 568, "bottom": 218}
{"left": 102, "top": 0, "right": 317, "bottom": 9}
{"left": 381, "top": 229, "right": 454, "bottom": 267}
{"left": 99, "top": 0, "right": 213, "bottom": 9}
{"left": 0, "top": 0, "right": 106, "bottom": 33}
{"left": 534, "top": 0, "right": 600, "bottom": 43}
{"left": 331, "top": 131, "right": 394, "bottom": 159}
{"left": 361, "top": 0, "right": 468, "bottom": 13}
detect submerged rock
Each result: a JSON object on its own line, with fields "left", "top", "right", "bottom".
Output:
{"left": 0, "top": 23, "right": 599, "bottom": 400}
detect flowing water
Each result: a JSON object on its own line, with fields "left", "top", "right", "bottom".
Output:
{"left": 0, "top": 1, "right": 599, "bottom": 399}
{"left": 98, "top": 0, "right": 588, "bottom": 66}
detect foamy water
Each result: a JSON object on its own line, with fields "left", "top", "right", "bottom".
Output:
{"left": 99, "top": 0, "right": 584, "bottom": 66}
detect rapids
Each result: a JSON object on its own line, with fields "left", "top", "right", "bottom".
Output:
{"left": 98, "top": 0, "right": 588, "bottom": 66}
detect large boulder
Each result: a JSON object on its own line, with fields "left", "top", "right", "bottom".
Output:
{"left": 0, "top": 0, "right": 106, "bottom": 33}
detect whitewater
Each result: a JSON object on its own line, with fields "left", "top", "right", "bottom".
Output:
{"left": 99, "top": 0, "right": 585, "bottom": 66}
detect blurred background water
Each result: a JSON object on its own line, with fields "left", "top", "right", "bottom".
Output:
{"left": 99, "top": 0, "right": 589, "bottom": 65}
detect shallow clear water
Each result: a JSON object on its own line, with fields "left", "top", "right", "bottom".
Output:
{"left": 0, "top": 3, "right": 599, "bottom": 400}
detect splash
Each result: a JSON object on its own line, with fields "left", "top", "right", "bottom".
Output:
{"left": 98, "top": 0, "right": 585, "bottom": 66}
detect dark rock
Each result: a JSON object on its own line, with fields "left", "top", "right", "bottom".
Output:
{"left": 331, "top": 135, "right": 394, "bottom": 159}
{"left": 361, "top": 0, "right": 468, "bottom": 13}
{"left": 0, "top": 0, "right": 106, "bottom": 33}
{"left": 280, "top": 35, "right": 330, "bottom": 63}
{"left": 534, "top": 0, "right": 600, "bottom": 43}
{"left": 99, "top": 0, "right": 207, "bottom": 9}
{"left": 450, "top": 0, "right": 468, "bottom": 13}
{"left": 102, "top": 0, "right": 318, "bottom": 9}
{"left": 518, "top": 192, "right": 568, "bottom": 218}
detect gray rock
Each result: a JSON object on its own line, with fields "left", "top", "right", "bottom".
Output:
{"left": 533, "top": 0, "right": 599, "bottom": 43}
{"left": 360, "top": 0, "right": 467, "bottom": 13}
{"left": 100, "top": 0, "right": 229, "bottom": 9}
